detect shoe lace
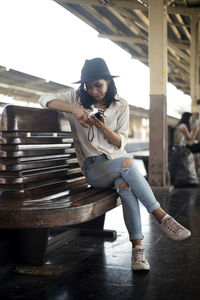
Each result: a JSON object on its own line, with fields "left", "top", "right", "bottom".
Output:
{"left": 133, "top": 248, "right": 146, "bottom": 262}
{"left": 163, "top": 217, "right": 183, "bottom": 234}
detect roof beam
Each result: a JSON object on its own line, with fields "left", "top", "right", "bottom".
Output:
{"left": 99, "top": 33, "right": 191, "bottom": 52}
{"left": 134, "top": 9, "right": 149, "bottom": 27}
{"left": 85, "top": 4, "right": 121, "bottom": 34}
{"left": 99, "top": 33, "right": 191, "bottom": 65}
{"left": 174, "top": 13, "right": 191, "bottom": 41}
{"left": 168, "top": 41, "right": 190, "bottom": 62}
{"left": 98, "top": 33, "right": 148, "bottom": 44}
{"left": 112, "top": 4, "right": 148, "bottom": 35}
{"left": 169, "top": 40, "right": 190, "bottom": 50}
{"left": 167, "top": 14, "right": 181, "bottom": 39}
{"left": 167, "top": 6, "right": 199, "bottom": 15}
{"left": 171, "top": 81, "right": 189, "bottom": 88}
{"left": 55, "top": 0, "right": 148, "bottom": 10}
{"left": 131, "top": 56, "right": 148, "bottom": 63}
{"left": 169, "top": 72, "right": 189, "bottom": 82}
{"left": 108, "top": 6, "right": 141, "bottom": 35}
{"left": 166, "top": 0, "right": 176, "bottom": 6}
{"left": 168, "top": 55, "right": 190, "bottom": 73}
{"left": 168, "top": 21, "right": 190, "bottom": 28}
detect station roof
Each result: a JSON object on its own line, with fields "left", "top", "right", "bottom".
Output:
{"left": 54, "top": 0, "right": 200, "bottom": 96}
{"left": 0, "top": 66, "right": 71, "bottom": 103}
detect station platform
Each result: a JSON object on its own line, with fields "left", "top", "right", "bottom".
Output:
{"left": 0, "top": 187, "right": 199, "bottom": 300}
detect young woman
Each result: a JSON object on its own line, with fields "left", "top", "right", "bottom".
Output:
{"left": 39, "top": 58, "right": 191, "bottom": 271}
{"left": 174, "top": 112, "right": 200, "bottom": 153}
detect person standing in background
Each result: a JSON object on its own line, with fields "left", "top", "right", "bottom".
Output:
{"left": 174, "top": 112, "right": 200, "bottom": 153}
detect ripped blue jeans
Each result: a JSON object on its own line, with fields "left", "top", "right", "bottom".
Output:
{"left": 84, "top": 154, "right": 160, "bottom": 241}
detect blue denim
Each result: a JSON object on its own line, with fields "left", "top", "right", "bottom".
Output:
{"left": 84, "top": 154, "right": 160, "bottom": 241}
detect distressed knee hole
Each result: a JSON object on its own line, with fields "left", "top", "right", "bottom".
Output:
{"left": 122, "top": 158, "right": 134, "bottom": 169}
{"left": 119, "top": 183, "right": 129, "bottom": 189}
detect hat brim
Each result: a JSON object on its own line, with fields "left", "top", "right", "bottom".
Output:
{"left": 73, "top": 75, "right": 119, "bottom": 84}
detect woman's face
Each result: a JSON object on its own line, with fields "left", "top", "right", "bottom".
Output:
{"left": 86, "top": 79, "right": 109, "bottom": 101}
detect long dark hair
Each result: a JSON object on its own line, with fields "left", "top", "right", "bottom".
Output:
{"left": 177, "top": 112, "right": 192, "bottom": 132}
{"left": 76, "top": 77, "right": 118, "bottom": 109}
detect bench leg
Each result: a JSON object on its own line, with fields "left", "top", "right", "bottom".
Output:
{"left": 12, "top": 228, "right": 49, "bottom": 266}
{"left": 0, "top": 230, "right": 13, "bottom": 279}
{"left": 11, "top": 229, "right": 64, "bottom": 276}
{"left": 78, "top": 214, "right": 117, "bottom": 239}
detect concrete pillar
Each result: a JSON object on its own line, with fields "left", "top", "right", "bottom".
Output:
{"left": 190, "top": 13, "right": 200, "bottom": 112}
{"left": 148, "top": 1, "right": 169, "bottom": 187}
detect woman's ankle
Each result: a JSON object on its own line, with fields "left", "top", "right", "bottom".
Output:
{"left": 131, "top": 239, "right": 143, "bottom": 248}
{"left": 152, "top": 207, "right": 166, "bottom": 223}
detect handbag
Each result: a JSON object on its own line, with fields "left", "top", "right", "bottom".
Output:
{"left": 168, "top": 146, "right": 199, "bottom": 187}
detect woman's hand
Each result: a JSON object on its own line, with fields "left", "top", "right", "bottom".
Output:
{"left": 72, "top": 106, "right": 90, "bottom": 128}
{"left": 88, "top": 114, "right": 106, "bottom": 130}
{"left": 88, "top": 114, "right": 121, "bottom": 148}
{"left": 47, "top": 99, "right": 90, "bottom": 128}
{"left": 180, "top": 123, "right": 200, "bottom": 141}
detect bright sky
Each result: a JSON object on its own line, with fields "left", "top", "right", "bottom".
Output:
{"left": 0, "top": 0, "right": 191, "bottom": 117}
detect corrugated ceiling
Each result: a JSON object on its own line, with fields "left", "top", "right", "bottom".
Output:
{"left": 54, "top": 0, "right": 200, "bottom": 96}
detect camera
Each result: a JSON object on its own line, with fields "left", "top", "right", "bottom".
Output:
{"left": 88, "top": 108, "right": 105, "bottom": 120}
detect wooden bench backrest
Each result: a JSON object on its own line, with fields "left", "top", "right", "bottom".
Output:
{"left": 1, "top": 105, "right": 68, "bottom": 132}
{"left": 0, "top": 105, "right": 119, "bottom": 229}
{"left": 0, "top": 105, "right": 86, "bottom": 199}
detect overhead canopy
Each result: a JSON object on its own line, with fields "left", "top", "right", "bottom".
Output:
{"left": 54, "top": 0, "right": 200, "bottom": 96}
{"left": 0, "top": 66, "right": 71, "bottom": 103}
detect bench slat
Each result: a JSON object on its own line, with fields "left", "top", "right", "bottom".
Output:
{"left": 0, "top": 136, "right": 73, "bottom": 145}
{"left": 0, "top": 158, "right": 76, "bottom": 171}
{"left": 0, "top": 167, "right": 83, "bottom": 184}
{"left": 0, "top": 144, "right": 72, "bottom": 151}
{"left": 0, "top": 175, "right": 86, "bottom": 190}
{"left": 0, "top": 148, "right": 76, "bottom": 158}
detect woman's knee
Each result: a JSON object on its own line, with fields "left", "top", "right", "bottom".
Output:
{"left": 122, "top": 158, "right": 134, "bottom": 169}
{"left": 119, "top": 182, "right": 129, "bottom": 189}
{"left": 114, "top": 177, "right": 129, "bottom": 191}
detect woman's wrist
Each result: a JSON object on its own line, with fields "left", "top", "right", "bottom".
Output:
{"left": 100, "top": 125, "right": 121, "bottom": 148}
{"left": 100, "top": 123, "right": 109, "bottom": 134}
{"left": 70, "top": 106, "right": 76, "bottom": 114}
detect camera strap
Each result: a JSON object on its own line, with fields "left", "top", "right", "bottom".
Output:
{"left": 88, "top": 125, "right": 94, "bottom": 142}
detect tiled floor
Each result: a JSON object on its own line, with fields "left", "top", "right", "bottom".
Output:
{"left": 0, "top": 187, "right": 199, "bottom": 300}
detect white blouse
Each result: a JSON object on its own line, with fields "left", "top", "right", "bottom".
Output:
{"left": 38, "top": 89, "right": 131, "bottom": 171}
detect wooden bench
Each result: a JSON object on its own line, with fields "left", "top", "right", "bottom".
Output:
{"left": 0, "top": 105, "right": 120, "bottom": 273}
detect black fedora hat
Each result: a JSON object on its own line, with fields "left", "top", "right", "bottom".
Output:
{"left": 73, "top": 58, "right": 119, "bottom": 84}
